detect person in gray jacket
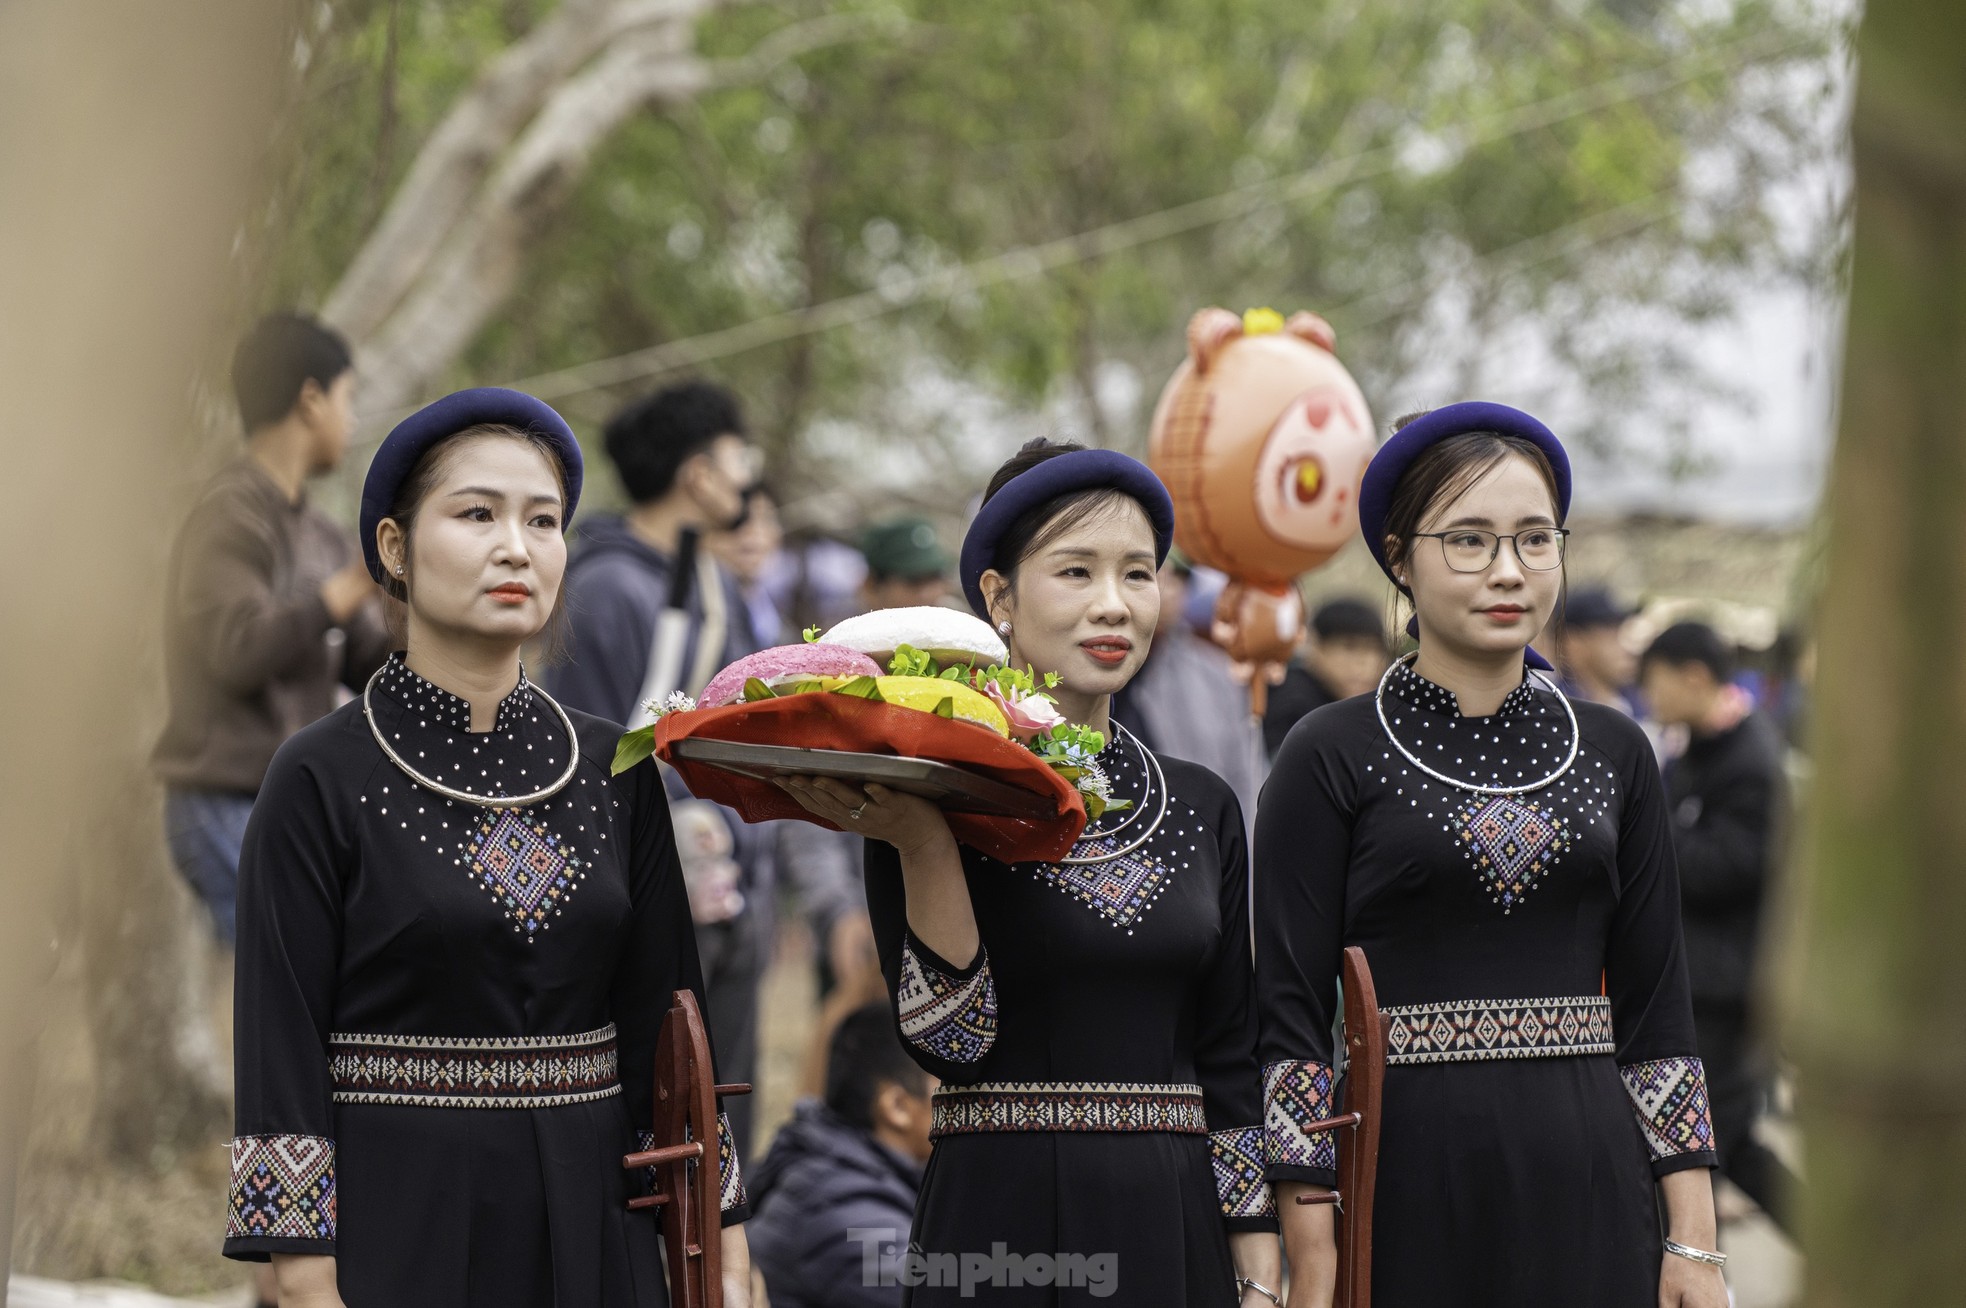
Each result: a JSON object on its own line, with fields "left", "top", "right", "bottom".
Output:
{"left": 748, "top": 1004, "right": 933, "bottom": 1308}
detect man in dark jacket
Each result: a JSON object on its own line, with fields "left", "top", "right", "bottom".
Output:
{"left": 1261, "top": 596, "right": 1388, "bottom": 757}
{"left": 545, "top": 380, "right": 775, "bottom": 1153}
{"left": 1641, "top": 621, "right": 1799, "bottom": 1235}
{"left": 748, "top": 1004, "right": 932, "bottom": 1308}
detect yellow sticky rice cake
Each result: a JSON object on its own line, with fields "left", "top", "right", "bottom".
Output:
{"left": 874, "top": 676, "right": 1009, "bottom": 736}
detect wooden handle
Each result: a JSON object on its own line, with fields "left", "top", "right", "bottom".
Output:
{"left": 713, "top": 1083, "right": 753, "bottom": 1097}
{"left": 623, "top": 1141, "right": 703, "bottom": 1170}
{"left": 1295, "top": 1190, "right": 1342, "bottom": 1207}
{"left": 628, "top": 1194, "right": 671, "bottom": 1211}
{"left": 1299, "top": 1112, "right": 1362, "bottom": 1133}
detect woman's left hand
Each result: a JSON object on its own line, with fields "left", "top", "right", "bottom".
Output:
{"left": 1658, "top": 1252, "right": 1728, "bottom": 1308}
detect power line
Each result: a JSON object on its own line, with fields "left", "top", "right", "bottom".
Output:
{"left": 472, "top": 28, "right": 1806, "bottom": 410}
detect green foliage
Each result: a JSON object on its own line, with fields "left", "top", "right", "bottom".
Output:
{"left": 251, "top": 0, "right": 1836, "bottom": 492}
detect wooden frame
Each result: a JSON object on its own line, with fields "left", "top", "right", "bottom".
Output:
{"left": 621, "top": 989, "right": 752, "bottom": 1308}
{"left": 1293, "top": 946, "right": 1389, "bottom": 1308}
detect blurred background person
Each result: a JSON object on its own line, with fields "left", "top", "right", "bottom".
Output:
{"left": 1111, "top": 554, "right": 1268, "bottom": 833}
{"left": 713, "top": 484, "right": 790, "bottom": 646}
{"left": 150, "top": 309, "right": 388, "bottom": 1308}
{"left": 1557, "top": 585, "right": 1643, "bottom": 716}
{"left": 1641, "top": 620, "right": 1799, "bottom": 1239}
{"left": 153, "top": 311, "right": 389, "bottom": 950}
{"left": 1261, "top": 596, "right": 1390, "bottom": 757}
{"left": 857, "top": 516, "right": 955, "bottom": 611}
{"left": 547, "top": 378, "right": 771, "bottom": 1156}
{"left": 747, "top": 1003, "right": 933, "bottom": 1308}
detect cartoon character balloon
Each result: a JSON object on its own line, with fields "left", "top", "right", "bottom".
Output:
{"left": 1147, "top": 307, "right": 1375, "bottom": 713}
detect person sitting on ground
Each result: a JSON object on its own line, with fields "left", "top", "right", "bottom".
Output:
{"left": 1261, "top": 596, "right": 1390, "bottom": 757}
{"left": 1640, "top": 620, "right": 1799, "bottom": 1240}
{"left": 747, "top": 1003, "right": 934, "bottom": 1308}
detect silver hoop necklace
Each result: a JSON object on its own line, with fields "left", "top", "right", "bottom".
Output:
{"left": 1059, "top": 723, "right": 1170, "bottom": 866}
{"left": 1373, "top": 651, "right": 1580, "bottom": 797}
{"left": 1074, "top": 722, "right": 1156, "bottom": 843}
{"left": 363, "top": 663, "right": 581, "bottom": 807}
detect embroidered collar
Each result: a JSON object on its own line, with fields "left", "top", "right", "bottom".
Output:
{"left": 373, "top": 653, "right": 538, "bottom": 735}
{"left": 1385, "top": 659, "right": 1540, "bottom": 722}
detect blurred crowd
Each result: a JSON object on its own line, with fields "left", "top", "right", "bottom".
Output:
{"left": 154, "top": 311, "right": 1805, "bottom": 1305}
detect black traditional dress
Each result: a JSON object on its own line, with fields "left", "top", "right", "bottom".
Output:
{"left": 224, "top": 655, "right": 748, "bottom": 1306}
{"left": 1255, "top": 660, "right": 1717, "bottom": 1307}
{"left": 865, "top": 727, "right": 1277, "bottom": 1307}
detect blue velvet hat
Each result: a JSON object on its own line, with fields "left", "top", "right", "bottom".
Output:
{"left": 1357, "top": 401, "right": 1570, "bottom": 669}
{"left": 959, "top": 449, "right": 1175, "bottom": 618}
{"left": 360, "top": 387, "right": 584, "bottom": 583}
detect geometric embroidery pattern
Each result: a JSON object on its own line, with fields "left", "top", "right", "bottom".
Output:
{"left": 716, "top": 1111, "right": 747, "bottom": 1212}
{"left": 897, "top": 939, "right": 998, "bottom": 1065}
{"left": 329, "top": 1024, "right": 619, "bottom": 1107}
{"left": 1262, "top": 1060, "right": 1337, "bottom": 1173}
{"left": 1451, "top": 793, "right": 1571, "bottom": 914}
{"left": 227, "top": 1133, "right": 336, "bottom": 1241}
{"left": 633, "top": 1110, "right": 748, "bottom": 1215}
{"left": 1032, "top": 844, "right": 1169, "bottom": 930}
{"left": 930, "top": 1081, "right": 1208, "bottom": 1139}
{"left": 1384, "top": 995, "right": 1616, "bottom": 1065}
{"left": 1208, "top": 1125, "right": 1277, "bottom": 1219}
{"left": 463, "top": 807, "right": 585, "bottom": 940}
{"left": 1620, "top": 1056, "right": 1717, "bottom": 1160}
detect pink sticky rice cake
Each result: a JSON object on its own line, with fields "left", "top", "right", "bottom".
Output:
{"left": 699, "top": 643, "right": 884, "bottom": 708}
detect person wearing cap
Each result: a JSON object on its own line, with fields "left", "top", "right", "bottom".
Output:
{"left": 1256, "top": 406, "right": 1724, "bottom": 1308}
{"left": 153, "top": 312, "right": 391, "bottom": 951}
{"left": 775, "top": 438, "right": 1282, "bottom": 1308}
{"left": 1557, "top": 585, "right": 1643, "bottom": 715}
{"left": 224, "top": 389, "right": 752, "bottom": 1307}
{"left": 1259, "top": 597, "right": 1390, "bottom": 758}
{"left": 858, "top": 515, "right": 955, "bottom": 611}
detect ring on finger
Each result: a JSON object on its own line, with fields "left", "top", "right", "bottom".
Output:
{"left": 848, "top": 802, "right": 868, "bottom": 820}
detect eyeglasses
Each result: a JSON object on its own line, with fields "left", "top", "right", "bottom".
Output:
{"left": 1409, "top": 527, "right": 1570, "bottom": 573}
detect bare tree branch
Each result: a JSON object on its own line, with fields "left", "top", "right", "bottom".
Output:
{"left": 322, "top": 0, "right": 714, "bottom": 341}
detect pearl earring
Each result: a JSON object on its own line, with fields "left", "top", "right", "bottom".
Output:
{"left": 997, "top": 620, "right": 1012, "bottom": 636}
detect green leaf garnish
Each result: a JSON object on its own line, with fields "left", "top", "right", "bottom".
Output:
{"left": 887, "top": 643, "right": 938, "bottom": 678}
{"left": 803, "top": 624, "right": 822, "bottom": 643}
{"left": 611, "top": 726, "right": 656, "bottom": 775}
{"left": 933, "top": 696, "right": 955, "bottom": 718}
{"left": 742, "top": 677, "right": 778, "bottom": 702}
{"left": 834, "top": 675, "right": 885, "bottom": 701}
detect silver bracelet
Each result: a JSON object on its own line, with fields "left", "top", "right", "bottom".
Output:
{"left": 1236, "top": 1276, "right": 1284, "bottom": 1306}
{"left": 1663, "top": 1238, "right": 1728, "bottom": 1268}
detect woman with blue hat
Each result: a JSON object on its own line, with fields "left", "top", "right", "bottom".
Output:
{"left": 1254, "top": 405, "right": 1724, "bottom": 1307}
{"left": 777, "top": 438, "right": 1282, "bottom": 1307}
{"left": 222, "top": 389, "right": 753, "bottom": 1306}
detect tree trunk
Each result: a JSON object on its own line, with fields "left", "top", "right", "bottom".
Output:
{"left": 1794, "top": 3, "right": 1966, "bottom": 1304}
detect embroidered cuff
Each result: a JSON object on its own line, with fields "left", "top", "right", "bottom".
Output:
{"left": 1620, "top": 1056, "right": 1716, "bottom": 1163}
{"left": 897, "top": 933, "right": 997, "bottom": 1065}
{"left": 634, "top": 1110, "right": 746, "bottom": 1214}
{"left": 1209, "top": 1125, "right": 1277, "bottom": 1220}
{"left": 1262, "top": 1060, "right": 1337, "bottom": 1174}
{"left": 228, "top": 1134, "right": 336, "bottom": 1242}
{"left": 716, "top": 1110, "right": 747, "bottom": 1213}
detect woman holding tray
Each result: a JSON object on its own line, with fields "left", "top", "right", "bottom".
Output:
{"left": 223, "top": 388, "right": 751, "bottom": 1307}
{"left": 1255, "top": 404, "right": 1724, "bottom": 1307}
{"left": 776, "top": 439, "right": 1282, "bottom": 1307}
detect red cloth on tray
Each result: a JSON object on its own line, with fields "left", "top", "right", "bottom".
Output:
{"left": 654, "top": 693, "right": 1087, "bottom": 864}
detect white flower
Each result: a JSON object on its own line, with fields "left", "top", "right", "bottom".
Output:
{"left": 643, "top": 692, "right": 698, "bottom": 719}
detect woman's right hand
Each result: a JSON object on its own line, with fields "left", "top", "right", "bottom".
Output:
{"left": 1275, "top": 1185, "right": 1339, "bottom": 1308}
{"left": 269, "top": 1253, "right": 346, "bottom": 1308}
{"left": 774, "top": 777, "right": 953, "bottom": 859}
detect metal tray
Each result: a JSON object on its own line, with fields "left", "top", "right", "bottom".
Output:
{"left": 669, "top": 738, "right": 1061, "bottom": 820}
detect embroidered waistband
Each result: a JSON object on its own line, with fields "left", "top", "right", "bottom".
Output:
{"left": 930, "top": 1080, "right": 1207, "bottom": 1138}
{"left": 1384, "top": 995, "right": 1615, "bottom": 1065}
{"left": 329, "top": 1023, "right": 620, "bottom": 1107}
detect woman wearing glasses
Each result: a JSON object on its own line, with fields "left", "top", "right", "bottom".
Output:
{"left": 1255, "top": 405, "right": 1724, "bottom": 1308}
